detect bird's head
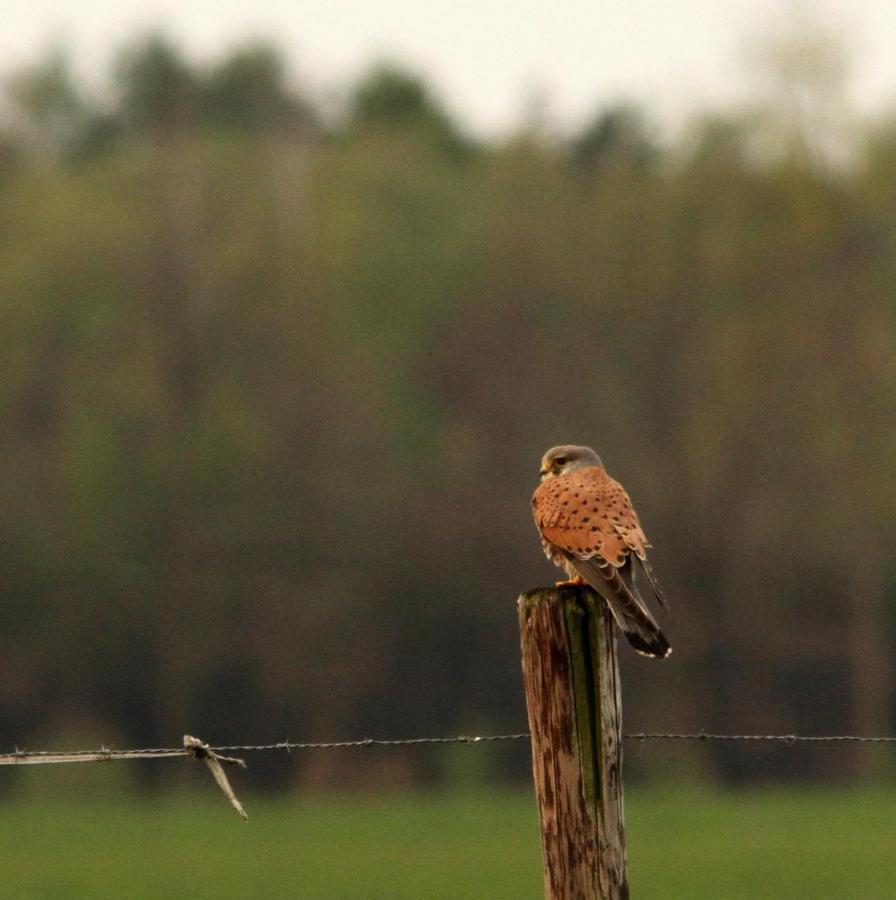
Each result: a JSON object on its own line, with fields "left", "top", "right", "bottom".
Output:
{"left": 539, "top": 445, "right": 603, "bottom": 480}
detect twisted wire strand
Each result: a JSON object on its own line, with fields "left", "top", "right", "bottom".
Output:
{"left": 3, "top": 730, "right": 896, "bottom": 764}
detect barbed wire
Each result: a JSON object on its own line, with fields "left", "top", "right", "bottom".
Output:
{"left": 4, "top": 729, "right": 896, "bottom": 766}
{"left": 3, "top": 729, "right": 890, "bottom": 819}
{"left": 626, "top": 732, "right": 896, "bottom": 744}
{"left": 210, "top": 731, "right": 896, "bottom": 751}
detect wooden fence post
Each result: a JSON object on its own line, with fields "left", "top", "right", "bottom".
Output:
{"left": 518, "top": 585, "right": 628, "bottom": 900}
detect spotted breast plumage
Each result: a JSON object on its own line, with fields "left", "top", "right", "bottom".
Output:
{"left": 532, "top": 444, "right": 671, "bottom": 659}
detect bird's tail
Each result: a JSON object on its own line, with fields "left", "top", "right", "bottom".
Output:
{"left": 571, "top": 558, "right": 671, "bottom": 659}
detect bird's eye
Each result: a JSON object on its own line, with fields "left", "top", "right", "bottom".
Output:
{"left": 554, "top": 457, "right": 566, "bottom": 466}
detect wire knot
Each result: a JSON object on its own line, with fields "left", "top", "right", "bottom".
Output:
{"left": 183, "top": 735, "right": 248, "bottom": 821}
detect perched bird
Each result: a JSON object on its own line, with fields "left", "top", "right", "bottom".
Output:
{"left": 532, "top": 444, "right": 671, "bottom": 659}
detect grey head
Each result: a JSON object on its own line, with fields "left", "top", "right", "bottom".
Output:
{"left": 539, "top": 444, "right": 603, "bottom": 481}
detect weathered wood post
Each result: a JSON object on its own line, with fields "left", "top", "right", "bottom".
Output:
{"left": 518, "top": 585, "right": 628, "bottom": 900}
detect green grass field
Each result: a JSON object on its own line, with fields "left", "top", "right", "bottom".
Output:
{"left": 1, "top": 783, "right": 895, "bottom": 898}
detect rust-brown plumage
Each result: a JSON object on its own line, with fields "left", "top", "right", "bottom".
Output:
{"left": 533, "top": 445, "right": 670, "bottom": 659}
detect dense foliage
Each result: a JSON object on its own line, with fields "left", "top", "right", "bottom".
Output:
{"left": 2, "top": 35, "right": 895, "bottom": 786}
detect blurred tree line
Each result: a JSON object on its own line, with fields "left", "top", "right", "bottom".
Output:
{"left": 1, "top": 33, "right": 895, "bottom": 790}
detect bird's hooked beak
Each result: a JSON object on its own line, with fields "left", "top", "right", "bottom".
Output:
{"left": 539, "top": 464, "right": 551, "bottom": 480}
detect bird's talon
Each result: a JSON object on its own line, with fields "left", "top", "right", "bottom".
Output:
{"left": 554, "top": 576, "right": 586, "bottom": 587}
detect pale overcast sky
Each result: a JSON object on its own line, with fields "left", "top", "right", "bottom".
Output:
{"left": 2, "top": 0, "right": 896, "bottom": 134}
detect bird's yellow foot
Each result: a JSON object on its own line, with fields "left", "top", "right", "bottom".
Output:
{"left": 555, "top": 576, "right": 586, "bottom": 587}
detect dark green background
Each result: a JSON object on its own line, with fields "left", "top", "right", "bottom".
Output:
{"left": 2, "top": 35, "right": 895, "bottom": 795}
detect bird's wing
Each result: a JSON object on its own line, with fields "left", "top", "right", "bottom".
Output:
{"left": 532, "top": 466, "right": 647, "bottom": 566}
{"left": 532, "top": 465, "right": 670, "bottom": 657}
{"left": 532, "top": 465, "right": 668, "bottom": 610}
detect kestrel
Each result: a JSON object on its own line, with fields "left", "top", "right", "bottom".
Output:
{"left": 532, "top": 445, "right": 671, "bottom": 659}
